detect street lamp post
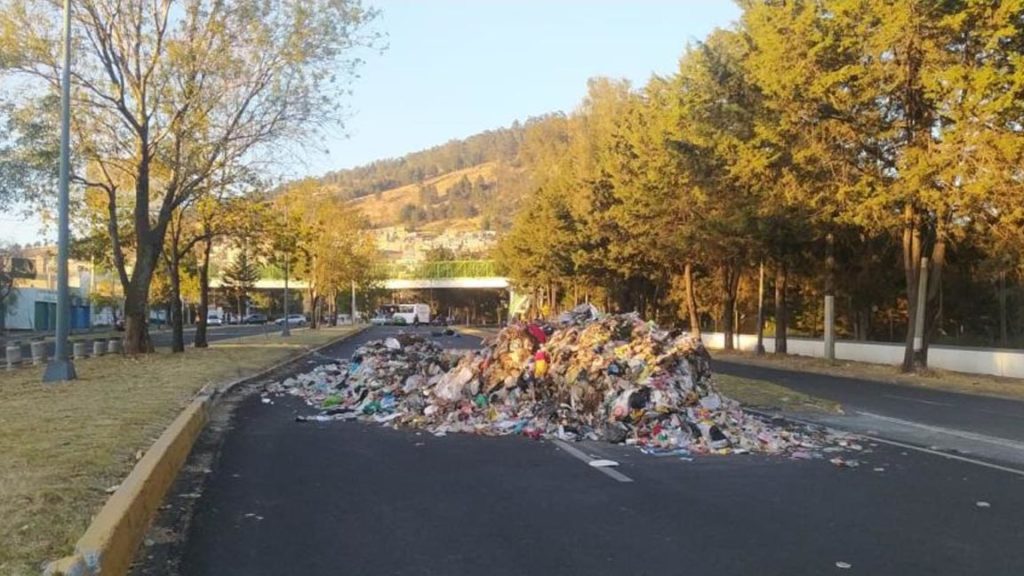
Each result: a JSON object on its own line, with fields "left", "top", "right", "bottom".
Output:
{"left": 282, "top": 252, "right": 291, "bottom": 337}
{"left": 44, "top": 0, "right": 77, "bottom": 382}
{"left": 281, "top": 202, "right": 291, "bottom": 337}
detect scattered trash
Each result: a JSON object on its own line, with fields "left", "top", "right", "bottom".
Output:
{"left": 268, "top": 312, "right": 854, "bottom": 460}
{"left": 588, "top": 459, "right": 620, "bottom": 468}
{"left": 640, "top": 447, "right": 691, "bottom": 457}
{"left": 976, "top": 501, "right": 991, "bottom": 508}
{"left": 261, "top": 397, "right": 272, "bottom": 404}
{"left": 830, "top": 457, "right": 860, "bottom": 468}
{"left": 105, "top": 484, "right": 120, "bottom": 494}
{"left": 835, "top": 561, "right": 852, "bottom": 569}
{"left": 243, "top": 513, "right": 264, "bottom": 520}
{"left": 873, "top": 467, "right": 885, "bottom": 472}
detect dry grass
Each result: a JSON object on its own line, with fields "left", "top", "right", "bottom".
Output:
{"left": 713, "top": 373, "right": 842, "bottom": 415}
{"left": 0, "top": 326, "right": 359, "bottom": 576}
{"left": 713, "top": 349, "right": 1024, "bottom": 401}
{"left": 346, "top": 162, "right": 496, "bottom": 226}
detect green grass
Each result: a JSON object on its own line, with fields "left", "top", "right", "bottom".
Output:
{"left": 0, "top": 325, "right": 359, "bottom": 576}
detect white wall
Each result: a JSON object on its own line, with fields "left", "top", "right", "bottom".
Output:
{"left": 702, "top": 332, "right": 1024, "bottom": 380}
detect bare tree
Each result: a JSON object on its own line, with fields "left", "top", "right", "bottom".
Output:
{"left": 1, "top": 0, "right": 381, "bottom": 353}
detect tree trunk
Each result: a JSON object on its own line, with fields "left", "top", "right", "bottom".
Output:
{"left": 774, "top": 262, "right": 788, "bottom": 354}
{"left": 920, "top": 231, "right": 947, "bottom": 366}
{"left": 684, "top": 262, "right": 700, "bottom": 337}
{"left": 123, "top": 242, "right": 158, "bottom": 354}
{"left": 167, "top": 251, "right": 185, "bottom": 353}
{"left": 901, "top": 205, "right": 923, "bottom": 372}
{"left": 237, "top": 289, "right": 245, "bottom": 323}
{"left": 194, "top": 235, "right": 213, "bottom": 348}
{"left": 998, "top": 271, "right": 1008, "bottom": 347}
{"left": 720, "top": 263, "right": 740, "bottom": 351}
{"left": 308, "top": 286, "right": 319, "bottom": 329}
{"left": 856, "top": 308, "right": 870, "bottom": 341}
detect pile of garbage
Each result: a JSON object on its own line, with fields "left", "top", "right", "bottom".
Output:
{"left": 268, "top": 311, "right": 840, "bottom": 456}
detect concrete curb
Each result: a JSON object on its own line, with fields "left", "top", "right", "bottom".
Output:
{"left": 43, "top": 325, "right": 369, "bottom": 576}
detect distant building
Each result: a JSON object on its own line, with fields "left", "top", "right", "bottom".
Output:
{"left": 1, "top": 245, "right": 115, "bottom": 332}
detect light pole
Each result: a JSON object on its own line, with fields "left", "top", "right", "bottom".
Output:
{"left": 351, "top": 279, "right": 357, "bottom": 324}
{"left": 44, "top": 0, "right": 76, "bottom": 382}
{"left": 755, "top": 260, "right": 766, "bottom": 355}
{"left": 281, "top": 203, "right": 291, "bottom": 337}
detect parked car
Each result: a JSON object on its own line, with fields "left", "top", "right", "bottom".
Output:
{"left": 206, "top": 313, "right": 223, "bottom": 326}
{"left": 370, "top": 314, "right": 389, "bottom": 326}
{"left": 243, "top": 313, "right": 268, "bottom": 325}
{"left": 274, "top": 314, "right": 308, "bottom": 327}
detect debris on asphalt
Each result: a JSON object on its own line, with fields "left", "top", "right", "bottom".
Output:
{"left": 976, "top": 501, "right": 991, "bottom": 508}
{"left": 267, "top": 311, "right": 855, "bottom": 459}
{"left": 588, "top": 459, "right": 620, "bottom": 468}
{"left": 835, "top": 561, "right": 852, "bottom": 569}
{"left": 830, "top": 457, "right": 860, "bottom": 468}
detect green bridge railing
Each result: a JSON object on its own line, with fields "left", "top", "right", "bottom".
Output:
{"left": 378, "top": 260, "right": 501, "bottom": 280}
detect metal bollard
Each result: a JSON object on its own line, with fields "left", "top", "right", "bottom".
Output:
{"left": 73, "top": 341, "right": 89, "bottom": 360}
{"left": 93, "top": 339, "right": 107, "bottom": 357}
{"left": 30, "top": 341, "right": 48, "bottom": 366}
{"left": 6, "top": 344, "right": 22, "bottom": 370}
{"left": 107, "top": 338, "right": 123, "bottom": 354}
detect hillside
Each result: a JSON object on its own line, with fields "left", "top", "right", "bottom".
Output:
{"left": 314, "top": 115, "right": 565, "bottom": 235}
{"left": 346, "top": 163, "right": 498, "bottom": 228}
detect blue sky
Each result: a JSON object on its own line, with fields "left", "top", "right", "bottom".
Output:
{"left": 2, "top": 0, "right": 740, "bottom": 244}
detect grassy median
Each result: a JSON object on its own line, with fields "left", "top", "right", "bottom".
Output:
{"left": 713, "top": 373, "right": 842, "bottom": 415}
{"left": 0, "top": 325, "right": 360, "bottom": 576}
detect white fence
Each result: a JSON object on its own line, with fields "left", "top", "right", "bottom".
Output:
{"left": 701, "top": 332, "right": 1024, "bottom": 380}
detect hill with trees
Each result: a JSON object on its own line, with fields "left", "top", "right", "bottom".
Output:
{"left": 315, "top": 116, "right": 566, "bottom": 232}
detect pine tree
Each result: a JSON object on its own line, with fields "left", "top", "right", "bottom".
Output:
{"left": 222, "top": 251, "right": 261, "bottom": 321}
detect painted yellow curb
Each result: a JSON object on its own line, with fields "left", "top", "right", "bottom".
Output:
{"left": 44, "top": 325, "right": 369, "bottom": 576}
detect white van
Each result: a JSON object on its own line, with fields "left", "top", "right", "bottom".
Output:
{"left": 392, "top": 303, "right": 430, "bottom": 325}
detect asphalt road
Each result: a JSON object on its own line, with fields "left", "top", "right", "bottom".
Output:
{"left": 133, "top": 326, "right": 1024, "bottom": 576}
{"left": 713, "top": 359, "right": 1024, "bottom": 467}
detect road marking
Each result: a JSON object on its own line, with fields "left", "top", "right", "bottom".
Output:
{"left": 744, "top": 408, "right": 1024, "bottom": 477}
{"left": 855, "top": 411, "right": 1024, "bottom": 452}
{"left": 860, "top": 435, "right": 1024, "bottom": 477}
{"left": 552, "top": 439, "right": 634, "bottom": 483}
{"left": 880, "top": 393, "right": 953, "bottom": 407}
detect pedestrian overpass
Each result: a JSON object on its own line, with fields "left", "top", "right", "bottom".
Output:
{"left": 379, "top": 260, "right": 509, "bottom": 290}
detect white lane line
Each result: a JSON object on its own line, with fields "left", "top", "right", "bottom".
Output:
{"left": 861, "top": 435, "right": 1024, "bottom": 477}
{"left": 552, "top": 439, "right": 634, "bottom": 483}
{"left": 744, "top": 408, "right": 1024, "bottom": 477}
{"left": 856, "top": 411, "right": 1024, "bottom": 451}
{"left": 881, "top": 394, "right": 953, "bottom": 407}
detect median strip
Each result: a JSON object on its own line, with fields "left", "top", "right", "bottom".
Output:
{"left": 0, "top": 325, "right": 365, "bottom": 576}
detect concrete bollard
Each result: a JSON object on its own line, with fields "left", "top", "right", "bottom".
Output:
{"left": 93, "top": 339, "right": 107, "bottom": 357}
{"left": 73, "top": 341, "right": 90, "bottom": 360}
{"left": 6, "top": 344, "right": 22, "bottom": 370}
{"left": 31, "top": 341, "right": 48, "bottom": 366}
{"left": 107, "top": 338, "right": 123, "bottom": 354}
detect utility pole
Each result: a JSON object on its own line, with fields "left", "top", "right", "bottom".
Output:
{"left": 282, "top": 254, "right": 291, "bottom": 337}
{"left": 44, "top": 0, "right": 76, "bottom": 382}
{"left": 755, "top": 260, "right": 766, "bottom": 355}
{"left": 351, "top": 279, "right": 357, "bottom": 324}
{"left": 281, "top": 203, "right": 291, "bottom": 337}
